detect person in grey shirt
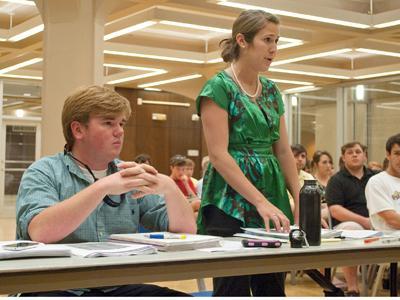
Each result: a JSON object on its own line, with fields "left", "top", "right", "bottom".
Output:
{"left": 16, "top": 85, "right": 196, "bottom": 297}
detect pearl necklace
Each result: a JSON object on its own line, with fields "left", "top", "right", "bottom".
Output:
{"left": 231, "top": 64, "right": 260, "bottom": 98}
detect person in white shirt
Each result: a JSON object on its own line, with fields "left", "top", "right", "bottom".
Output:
{"left": 366, "top": 133, "right": 400, "bottom": 231}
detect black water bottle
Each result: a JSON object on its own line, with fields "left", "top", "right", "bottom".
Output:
{"left": 299, "top": 179, "right": 321, "bottom": 246}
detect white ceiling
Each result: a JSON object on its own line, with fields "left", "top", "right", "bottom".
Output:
{"left": 1, "top": 0, "right": 400, "bottom": 112}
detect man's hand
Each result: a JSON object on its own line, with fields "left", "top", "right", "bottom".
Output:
{"left": 321, "top": 217, "right": 329, "bottom": 229}
{"left": 97, "top": 162, "right": 159, "bottom": 197}
{"left": 360, "top": 217, "right": 372, "bottom": 230}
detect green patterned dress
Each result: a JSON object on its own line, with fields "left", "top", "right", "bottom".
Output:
{"left": 196, "top": 71, "right": 293, "bottom": 234}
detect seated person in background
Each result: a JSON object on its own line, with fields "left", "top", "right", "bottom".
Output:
{"left": 367, "top": 160, "right": 383, "bottom": 172}
{"left": 311, "top": 150, "right": 334, "bottom": 222}
{"left": 326, "top": 141, "right": 376, "bottom": 296}
{"left": 16, "top": 85, "right": 196, "bottom": 297}
{"left": 366, "top": 133, "right": 400, "bottom": 231}
{"left": 169, "top": 154, "right": 201, "bottom": 213}
{"left": 288, "top": 144, "right": 314, "bottom": 213}
{"left": 291, "top": 144, "right": 315, "bottom": 185}
{"left": 185, "top": 158, "right": 198, "bottom": 185}
{"left": 134, "top": 153, "right": 151, "bottom": 165}
{"left": 196, "top": 156, "right": 210, "bottom": 198}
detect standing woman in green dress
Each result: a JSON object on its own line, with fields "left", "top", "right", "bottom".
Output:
{"left": 196, "top": 10, "right": 300, "bottom": 296}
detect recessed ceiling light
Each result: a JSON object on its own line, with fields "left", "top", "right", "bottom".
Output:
{"left": 104, "top": 21, "right": 157, "bottom": 41}
{"left": 8, "top": 24, "right": 44, "bottom": 42}
{"left": 272, "top": 48, "right": 352, "bottom": 66}
{"left": 269, "top": 68, "right": 350, "bottom": 79}
{"left": 104, "top": 50, "right": 204, "bottom": 64}
{"left": 159, "top": 20, "right": 231, "bottom": 33}
{"left": 0, "top": 0, "right": 35, "bottom": 6}
{"left": 15, "top": 109, "right": 25, "bottom": 118}
{"left": 354, "top": 70, "right": 400, "bottom": 79}
{"left": 104, "top": 63, "right": 163, "bottom": 72}
{"left": 266, "top": 78, "right": 313, "bottom": 85}
{"left": 374, "top": 20, "right": 400, "bottom": 29}
{"left": 0, "top": 58, "right": 43, "bottom": 74}
{"left": 107, "top": 70, "right": 166, "bottom": 85}
{"left": 356, "top": 48, "right": 400, "bottom": 58}
{"left": 0, "top": 74, "right": 42, "bottom": 80}
{"left": 138, "top": 74, "right": 202, "bottom": 88}
{"left": 283, "top": 85, "right": 320, "bottom": 93}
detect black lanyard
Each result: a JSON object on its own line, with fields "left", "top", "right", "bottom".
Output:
{"left": 64, "top": 147, "right": 124, "bottom": 207}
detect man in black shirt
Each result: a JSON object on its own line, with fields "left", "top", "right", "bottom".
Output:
{"left": 326, "top": 141, "right": 376, "bottom": 296}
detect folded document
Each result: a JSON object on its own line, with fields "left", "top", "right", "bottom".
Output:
{"left": 66, "top": 242, "right": 157, "bottom": 257}
{"left": 0, "top": 241, "right": 71, "bottom": 260}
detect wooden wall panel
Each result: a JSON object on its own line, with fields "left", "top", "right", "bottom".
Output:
{"left": 116, "top": 87, "right": 203, "bottom": 178}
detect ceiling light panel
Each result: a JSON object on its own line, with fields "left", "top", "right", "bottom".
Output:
{"left": 0, "top": 74, "right": 42, "bottom": 80}
{"left": 354, "top": 70, "right": 400, "bottom": 80}
{"left": 104, "top": 21, "right": 157, "bottom": 41}
{"left": 272, "top": 48, "right": 352, "bottom": 66}
{"left": 138, "top": 74, "right": 202, "bottom": 88}
{"left": 104, "top": 50, "right": 205, "bottom": 64}
{"left": 159, "top": 20, "right": 231, "bottom": 33}
{"left": 267, "top": 78, "right": 313, "bottom": 85}
{"left": 107, "top": 69, "right": 167, "bottom": 85}
{"left": 374, "top": 20, "right": 400, "bottom": 29}
{"left": 355, "top": 48, "right": 400, "bottom": 58}
{"left": 269, "top": 68, "right": 350, "bottom": 79}
{"left": 0, "top": 0, "right": 35, "bottom": 5}
{"left": 0, "top": 58, "right": 42, "bottom": 74}
{"left": 283, "top": 85, "right": 320, "bottom": 94}
{"left": 216, "top": 0, "right": 370, "bottom": 29}
{"left": 104, "top": 63, "right": 163, "bottom": 72}
{"left": 8, "top": 24, "right": 44, "bottom": 42}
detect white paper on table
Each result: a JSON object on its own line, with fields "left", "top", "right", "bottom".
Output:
{"left": 340, "top": 230, "right": 383, "bottom": 239}
{"left": 198, "top": 240, "right": 257, "bottom": 253}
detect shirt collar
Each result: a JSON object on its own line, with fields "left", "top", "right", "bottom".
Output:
{"left": 62, "top": 152, "right": 119, "bottom": 183}
{"left": 343, "top": 165, "right": 372, "bottom": 179}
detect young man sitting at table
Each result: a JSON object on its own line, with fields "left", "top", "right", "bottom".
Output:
{"left": 15, "top": 85, "right": 196, "bottom": 297}
{"left": 366, "top": 133, "right": 400, "bottom": 231}
{"left": 326, "top": 141, "right": 376, "bottom": 296}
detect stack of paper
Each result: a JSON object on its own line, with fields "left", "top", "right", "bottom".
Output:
{"left": 0, "top": 241, "right": 71, "bottom": 260}
{"left": 109, "top": 232, "right": 222, "bottom": 251}
{"left": 340, "top": 230, "right": 383, "bottom": 239}
{"left": 65, "top": 242, "right": 157, "bottom": 258}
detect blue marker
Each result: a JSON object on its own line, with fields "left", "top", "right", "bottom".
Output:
{"left": 146, "top": 233, "right": 186, "bottom": 239}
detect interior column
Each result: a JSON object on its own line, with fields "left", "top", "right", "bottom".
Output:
{"left": 35, "top": 0, "right": 107, "bottom": 156}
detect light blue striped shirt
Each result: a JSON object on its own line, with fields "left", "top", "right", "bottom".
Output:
{"left": 16, "top": 152, "right": 169, "bottom": 242}
{"left": 15, "top": 152, "right": 169, "bottom": 295}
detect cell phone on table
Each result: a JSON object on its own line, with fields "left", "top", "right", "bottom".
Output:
{"left": 242, "top": 239, "right": 282, "bottom": 248}
{"left": 2, "top": 241, "right": 40, "bottom": 251}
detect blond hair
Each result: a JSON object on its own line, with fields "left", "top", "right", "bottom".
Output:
{"left": 62, "top": 85, "right": 131, "bottom": 150}
{"left": 220, "top": 10, "right": 280, "bottom": 62}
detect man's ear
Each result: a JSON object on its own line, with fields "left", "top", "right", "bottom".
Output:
{"left": 70, "top": 121, "right": 85, "bottom": 141}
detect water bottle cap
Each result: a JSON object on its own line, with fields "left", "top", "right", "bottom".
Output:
{"left": 304, "top": 179, "right": 317, "bottom": 184}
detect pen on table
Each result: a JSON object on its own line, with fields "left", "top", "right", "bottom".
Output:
{"left": 145, "top": 233, "right": 187, "bottom": 239}
{"left": 321, "top": 238, "right": 342, "bottom": 243}
{"left": 364, "top": 237, "right": 380, "bottom": 244}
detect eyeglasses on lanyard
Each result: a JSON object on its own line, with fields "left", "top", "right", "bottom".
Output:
{"left": 64, "top": 146, "right": 125, "bottom": 207}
